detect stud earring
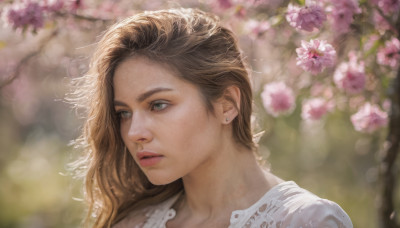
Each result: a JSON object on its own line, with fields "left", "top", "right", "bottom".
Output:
{"left": 225, "top": 117, "right": 229, "bottom": 122}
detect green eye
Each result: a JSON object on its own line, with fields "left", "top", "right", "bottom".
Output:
{"left": 150, "top": 101, "right": 169, "bottom": 111}
{"left": 117, "top": 111, "right": 132, "bottom": 119}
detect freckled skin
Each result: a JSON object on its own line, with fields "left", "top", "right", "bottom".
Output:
{"left": 113, "top": 57, "right": 224, "bottom": 185}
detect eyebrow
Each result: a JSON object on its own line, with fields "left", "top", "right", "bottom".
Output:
{"left": 137, "top": 87, "right": 173, "bottom": 102}
{"left": 113, "top": 87, "right": 173, "bottom": 106}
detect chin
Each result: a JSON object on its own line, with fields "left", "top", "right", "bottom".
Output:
{"left": 145, "top": 171, "right": 180, "bottom": 186}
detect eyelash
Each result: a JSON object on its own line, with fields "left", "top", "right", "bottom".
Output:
{"left": 115, "top": 100, "right": 170, "bottom": 120}
{"left": 149, "top": 100, "right": 170, "bottom": 112}
{"left": 116, "top": 110, "right": 131, "bottom": 120}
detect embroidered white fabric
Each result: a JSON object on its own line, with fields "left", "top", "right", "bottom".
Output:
{"left": 113, "top": 181, "right": 353, "bottom": 228}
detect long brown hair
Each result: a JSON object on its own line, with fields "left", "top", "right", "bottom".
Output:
{"left": 70, "top": 8, "right": 255, "bottom": 228}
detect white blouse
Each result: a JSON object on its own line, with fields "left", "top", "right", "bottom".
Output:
{"left": 114, "top": 181, "right": 353, "bottom": 228}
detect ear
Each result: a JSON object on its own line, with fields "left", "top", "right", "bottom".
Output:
{"left": 218, "top": 86, "right": 241, "bottom": 124}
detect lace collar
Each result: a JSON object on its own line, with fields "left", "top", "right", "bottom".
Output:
{"left": 229, "top": 181, "right": 296, "bottom": 225}
{"left": 162, "top": 181, "right": 297, "bottom": 226}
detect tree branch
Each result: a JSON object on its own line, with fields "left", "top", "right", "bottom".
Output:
{"left": 378, "top": 13, "right": 400, "bottom": 228}
{"left": 0, "top": 29, "right": 58, "bottom": 89}
{"left": 379, "top": 67, "right": 400, "bottom": 228}
{"left": 55, "top": 11, "right": 113, "bottom": 23}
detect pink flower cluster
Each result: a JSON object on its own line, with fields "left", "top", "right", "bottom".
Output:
{"left": 371, "top": 0, "right": 400, "bottom": 15}
{"left": 351, "top": 103, "right": 388, "bottom": 133}
{"left": 3, "top": 0, "right": 81, "bottom": 32}
{"left": 301, "top": 98, "right": 331, "bottom": 121}
{"left": 286, "top": 3, "right": 326, "bottom": 32}
{"left": 296, "top": 39, "right": 336, "bottom": 75}
{"left": 4, "top": 1, "right": 45, "bottom": 31}
{"left": 334, "top": 53, "right": 366, "bottom": 94}
{"left": 377, "top": 37, "right": 400, "bottom": 68}
{"left": 330, "top": 0, "right": 361, "bottom": 34}
{"left": 261, "top": 82, "right": 296, "bottom": 117}
{"left": 261, "top": 0, "right": 390, "bottom": 135}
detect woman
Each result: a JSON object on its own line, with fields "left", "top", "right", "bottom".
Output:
{"left": 71, "top": 8, "right": 353, "bottom": 228}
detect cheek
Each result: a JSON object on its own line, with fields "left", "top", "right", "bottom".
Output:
{"left": 165, "top": 103, "right": 218, "bottom": 152}
{"left": 171, "top": 103, "right": 207, "bottom": 132}
{"left": 119, "top": 120, "right": 131, "bottom": 146}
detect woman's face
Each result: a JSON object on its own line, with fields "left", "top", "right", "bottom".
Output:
{"left": 113, "top": 57, "right": 225, "bottom": 185}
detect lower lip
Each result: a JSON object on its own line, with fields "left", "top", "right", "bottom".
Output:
{"left": 139, "top": 156, "right": 163, "bottom": 167}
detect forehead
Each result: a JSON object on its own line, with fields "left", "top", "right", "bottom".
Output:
{"left": 114, "top": 56, "right": 174, "bottom": 84}
{"left": 112, "top": 56, "right": 196, "bottom": 99}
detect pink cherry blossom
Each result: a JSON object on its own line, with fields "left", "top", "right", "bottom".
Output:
{"left": 261, "top": 82, "right": 296, "bottom": 117}
{"left": 330, "top": 0, "right": 361, "bottom": 34}
{"left": 334, "top": 53, "right": 366, "bottom": 94}
{"left": 4, "top": 1, "right": 45, "bottom": 31}
{"left": 351, "top": 103, "right": 388, "bottom": 133}
{"left": 286, "top": 3, "right": 326, "bottom": 32}
{"left": 301, "top": 98, "right": 331, "bottom": 121}
{"left": 371, "top": 0, "right": 400, "bottom": 15}
{"left": 296, "top": 39, "right": 336, "bottom": 75}
{"left": 377, "top": 37, "right": 400, "bottom": 68}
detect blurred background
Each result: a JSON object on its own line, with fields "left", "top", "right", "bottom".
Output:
{"left": 0, "top": 0, "right": 399, "bottom": 227}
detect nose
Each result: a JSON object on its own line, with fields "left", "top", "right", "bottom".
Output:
{"left": 127, "top": 112, "right": 153, "bottom": 144}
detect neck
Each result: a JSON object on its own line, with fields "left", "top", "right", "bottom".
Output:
{"left": 179, "top": 140, "right": 278, "bottom": 218}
